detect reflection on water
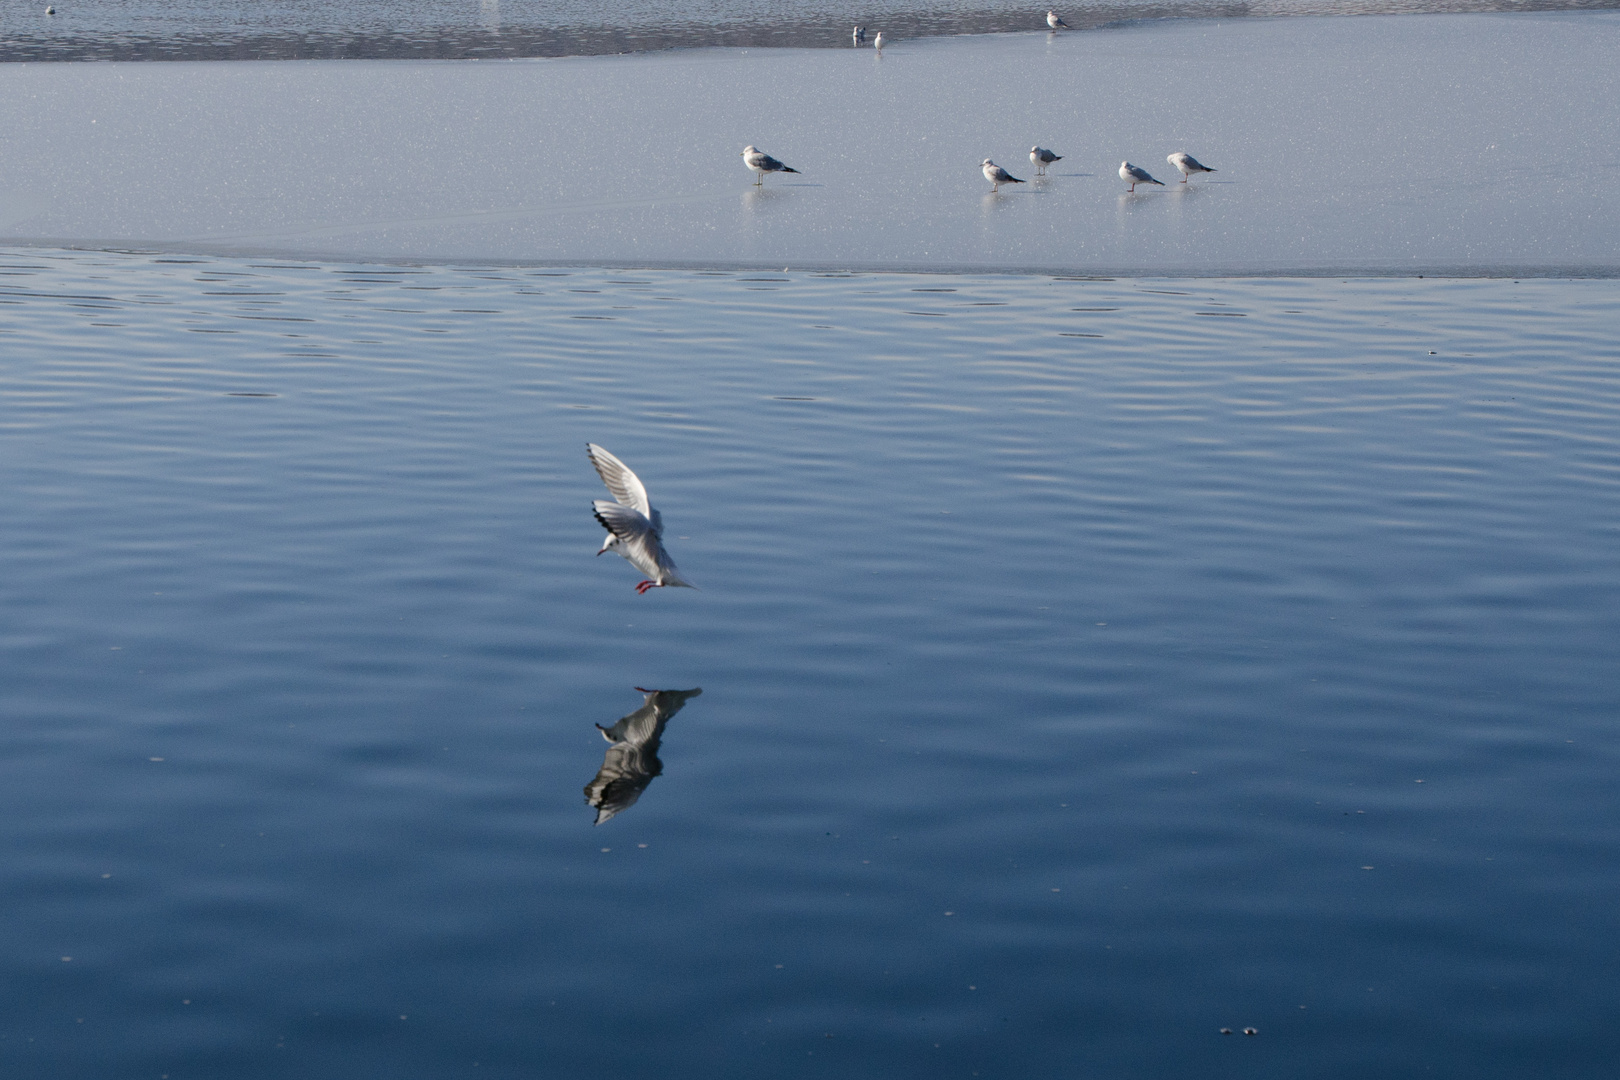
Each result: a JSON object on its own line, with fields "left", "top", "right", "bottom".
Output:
{"left": 584, "top": 687, "right": 702, "bottom": 824}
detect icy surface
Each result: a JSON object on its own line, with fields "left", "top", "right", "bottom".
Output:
{"left": 1, "top": 12, "right": 1617, "bottom": 272}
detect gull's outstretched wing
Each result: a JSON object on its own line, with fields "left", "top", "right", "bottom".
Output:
{"left": 587, "top": 443, "right": 651, "bottom": 517}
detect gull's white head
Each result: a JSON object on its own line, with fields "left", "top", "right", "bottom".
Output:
{"left": 742, "top": 146, "right": 757, "bottom": 156}
{"left": 983, "top": 159, "right": 995, "bottom": 167}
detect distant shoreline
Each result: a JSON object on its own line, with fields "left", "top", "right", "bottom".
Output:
{"left": 4, "top": 0, "right": 1619, "bottom": 63}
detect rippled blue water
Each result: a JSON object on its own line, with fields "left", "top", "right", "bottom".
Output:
{"left": 1, "top": 249, "right": 1618, "bottom": 1078}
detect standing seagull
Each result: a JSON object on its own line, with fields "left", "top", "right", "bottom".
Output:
{"left": 1119, "top": 161, "right": 1164, "bottom": 192}
{"left": 1047, "top": 10, "right": 1069, "bottom": 29}
{"left": 741, "top": 145, "right": 799, "bottom": 185}
{"left": 1167, "top": 151, "right": 1216, "bottom": 182}
{"left": 982, "top": 159, "right": 1025, "bottom": 192}
{"left": 588, "top": 443, "right": 695, "bottom": 594}
{"left": 1030, "top": 146, "right": 1062, "bottom": 175}
{"left": 873, "top": 30, "right": 884, "bottom": 51}
{"left": 853, "top": 25, "right": 865, "bottom": 44}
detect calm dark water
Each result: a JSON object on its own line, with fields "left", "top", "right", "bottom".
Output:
{"left": 1, "top": 248, "right": 1618, "bottom": 1078}
{"left": 6, "top": 0, "right": 1620, "bottom": 60}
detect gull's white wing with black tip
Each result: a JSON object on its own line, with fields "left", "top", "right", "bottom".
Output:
{"left": 587, "top": 442, "right": 651, "bottom": 517}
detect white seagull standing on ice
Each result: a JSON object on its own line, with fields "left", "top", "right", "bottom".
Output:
{"left": 588, "top": 443, "right": 695, "bottom": 594}
{"left": 1167, "top": 151, "right": 1216, "bottom": 182}
{"left": 1046, "top": 10, "right": 1069, "bottom": 29}
{"left": 853, "top": 25, "right": 865, "bottom": 44}
{"left": 1030, "top": 146, "right": 1062, "bottom": 175}
{"left": 1119, "top": 161, "right": 1164, "bottom": 191}
{"left": 982, "top": 159, "right": 1025, "bottom": 191}
{"left": 741, "top": 146, "right": 800, "bottom": 185}
{"left": 873, "top": 30, "right": 884, "bottom": 50}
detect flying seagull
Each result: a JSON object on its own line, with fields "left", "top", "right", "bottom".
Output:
{"left": 1047, "top": 10, "right": 1069, "bottom": 29}
{"left": 588, "top": 443, "right": 695, "bottom": 594}
{"left": 982, "top": 159, "right": 1025, "bottom": 192}
{"left": 1030, "top": 146, "right": 1062, "bottom": 175}
{"left": 741, "top": 145, "right": 800, "bottom": 185}
{"left": 1167, "top": 151, "right": 1216, "bottom": 182}
{"left": 1119, "top": 161, "right": 1164, "bottom": 191}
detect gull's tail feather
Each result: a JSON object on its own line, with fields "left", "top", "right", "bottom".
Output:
{"left": 662, "top": 568, "right": 699, "bottom": 590}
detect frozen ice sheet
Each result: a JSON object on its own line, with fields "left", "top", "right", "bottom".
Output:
{"left": 1, "top": 11, "right": 1617, "bottom": 273}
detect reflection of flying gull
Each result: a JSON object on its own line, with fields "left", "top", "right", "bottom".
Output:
{"left": 1030, "top": 146, "right": 1062, "bottom": 175}
{"left": 1047, "top": 10, "right": 1069, "bottom": 29}
{"left": 1167, "top": 151, "right": 1216, "bottom": 182}
{"left": 741, "top": 145, "right": 800, "bottom": 186}
{"left": 982, "top": 159, "right": 1025, "bottom": 192}
{"left": 1119, "top": 161, "right": 1164, "bottom": 191}
{"left": 585, "top": 688, "right": 702, "bottom": 824}
{"left": 588, "top": 443, "right": 695, "bottom": 594}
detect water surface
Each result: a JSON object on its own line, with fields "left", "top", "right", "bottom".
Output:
{"left": 1, "top": 249, "right": 1618, "bottom": 1078}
